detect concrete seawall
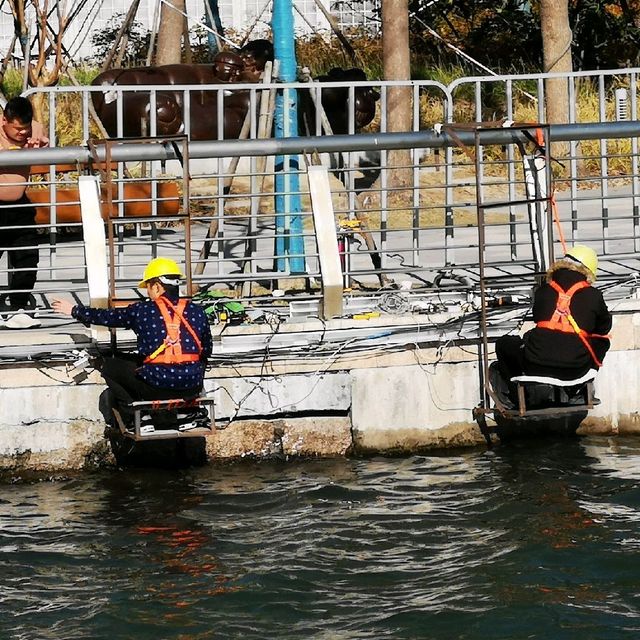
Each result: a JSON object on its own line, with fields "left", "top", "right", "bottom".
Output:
{"left": 1, "top": 304, "right": 638, "bottom": 472}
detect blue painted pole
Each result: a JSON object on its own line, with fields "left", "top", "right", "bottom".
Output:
{"left": 272, "top": 0, "right": 305, "bottom": 273}
{"left": 203, "top": 0, "right": 224, "bottom": 56}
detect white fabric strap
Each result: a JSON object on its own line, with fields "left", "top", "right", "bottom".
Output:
{"left": 510, "top": 370, "right": 597, "bottom": 387}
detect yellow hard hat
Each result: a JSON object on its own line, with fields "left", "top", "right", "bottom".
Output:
{"left": 138, "top": 257, "right": 184, "bottom": 288}
{"left": 564, "top": 244, "right": 598, "bottom": 278}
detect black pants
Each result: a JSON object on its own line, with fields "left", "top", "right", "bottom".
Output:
{"left": 100, "top": 356, "right": 201, "bottom": 422}
{"left": 0, "top": 195, "right": 39, "bottom": 310}
{"left": 495, "top": 335, "right": 525, "bottom": 380}
{"left": 496, "top": 334, "right": 593, "bottom": 381}
{"left": 493, "top": 335, "right": 526, "bottom": 405}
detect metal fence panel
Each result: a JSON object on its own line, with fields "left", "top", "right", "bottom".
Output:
{"left": 0, "top": 71, "right": 636, "bottom": 322}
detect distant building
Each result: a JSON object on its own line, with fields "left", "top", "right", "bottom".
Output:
{"left": 0, "top": 0, "right": 378, "bottom": 63}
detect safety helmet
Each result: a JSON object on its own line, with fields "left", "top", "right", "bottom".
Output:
{"left": 564, "top": 244, "right": 598, "bottom": 278}
{"left": 138, "top": 257, "right": 184, "bottom": 288}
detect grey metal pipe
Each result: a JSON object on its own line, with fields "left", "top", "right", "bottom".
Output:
{"left": 1, "top": 121, "right": 639, "bottom": 166}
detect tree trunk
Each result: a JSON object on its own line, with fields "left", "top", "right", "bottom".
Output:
{"left": 540, "top": 0, "right": 572, "bottom": 125}
{"left": 156, "top": 0, "right": 185, "bottom": 65}
{"left": 382, "top": 0, "right": 412, "bottom": 190}
{"left": 183, "top": 12, "right": 192, "bottom": 63}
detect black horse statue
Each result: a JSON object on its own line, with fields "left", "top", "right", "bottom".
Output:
{"left": 297, "top": 67, "right": 381, "bottom": 192}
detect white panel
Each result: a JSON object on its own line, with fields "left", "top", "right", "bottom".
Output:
{"left": 79, "top": 176, "right": 109, "bottom": 308}
{"left": 308, "top": 165, "right": 343, "bottom": 319}
{"left": 78, "top": 175, "right": 112, "bottom": 343}
{"left": 208, "top": 372, "right": 351, "bottom": 418}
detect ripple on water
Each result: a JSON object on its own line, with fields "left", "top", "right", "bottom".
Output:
{"left": 2, "top": 441, "right": 640, "bottom": 638}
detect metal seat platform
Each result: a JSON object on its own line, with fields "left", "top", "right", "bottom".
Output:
{"left": 112, "top": 396, "right": 216, "bottom": 441}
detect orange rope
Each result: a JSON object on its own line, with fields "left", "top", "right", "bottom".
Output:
{"left": 550, "top": 191, "right": 567, "bottom": 256}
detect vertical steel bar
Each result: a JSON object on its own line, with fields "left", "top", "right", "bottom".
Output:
{"left": 506, "top": 79, "right": 517, "bottom": 260}
{"left": 474, "top": 128, "right": 490, "bottom": 409}
{"left": 598, "top": 74, "right": 609, "bottom": 254}
{"left": 569, "top": 77, "right": 579, "bottom": 242}
{"left": 632, "top": 72, "right": 640, "bottom": 252}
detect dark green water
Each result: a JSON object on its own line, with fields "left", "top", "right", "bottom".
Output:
{"left": 2, "top": 436, "right": 640, "bottom": 639}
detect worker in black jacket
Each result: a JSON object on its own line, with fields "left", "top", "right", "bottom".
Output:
{"left": 495, "top": 244, "right": 611, "bottom": 390}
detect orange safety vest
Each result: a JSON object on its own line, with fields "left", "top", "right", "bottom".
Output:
{"left": 536, "top": 280, "right": 609, "bottom": 368}
{"left": 144, "top": 297, "right": 203, "bottom": 365}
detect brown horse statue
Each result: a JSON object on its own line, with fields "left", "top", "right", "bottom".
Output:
{"left": 91, "top": 51, "right": 248, "bottom": 139}
{"left": 91, "top": 48, "right": 380, "bottom": 146}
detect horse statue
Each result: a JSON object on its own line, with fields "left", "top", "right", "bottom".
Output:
{"left": 91, "top": 51, "right": 249, "bottom": 139}
{"left": 297, "top": 67, "right": 381, "bottom": 192}
{"left": 91, "top": 47, "right": 380, "bottom": 148}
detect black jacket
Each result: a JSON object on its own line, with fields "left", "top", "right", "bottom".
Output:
{"left": 523, "top": 268, "right": 611, "bottom": 379}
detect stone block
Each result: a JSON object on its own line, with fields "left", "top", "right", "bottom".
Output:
{"left": 280, "top": 416, "right": 352, "bottom": 457}
{"left": 205, "top": 420, "right": 275, "bottom": 459}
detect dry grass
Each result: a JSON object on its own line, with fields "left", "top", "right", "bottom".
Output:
{"left": 418, "top": 81, "right": 640, "bottom": 183}
{"left": 295, "top": 30, "right": 383, "bottom": 77}
{"left": 190, "top": 161, "right": 525, "bottom": 232}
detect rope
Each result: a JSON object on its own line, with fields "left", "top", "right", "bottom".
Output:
{"left": 550, "top": 191, "right": 567, "bottom": 255}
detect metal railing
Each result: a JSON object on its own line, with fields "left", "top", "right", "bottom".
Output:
{"left": 0, "top": 124, "right": 638, "bottom": 316}
{"left": 0, "top": 69, "right": 637, "bottom": 321}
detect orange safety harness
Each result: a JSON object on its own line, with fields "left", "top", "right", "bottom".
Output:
{"left": 536, "top": 280, "right": 610, "bottom": 368}
{"left": 144, "top": 297, "right": 202, "bottom": 364}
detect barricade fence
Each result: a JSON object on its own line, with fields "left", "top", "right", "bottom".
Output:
{"left": 0, "top": 69, "right": 637, "bottom": 320}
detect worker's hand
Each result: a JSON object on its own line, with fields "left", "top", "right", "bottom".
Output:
{"left": 52, "top": 298, "right": 75, "bottom": 316}
{"left": 25, "top": 135, "right": 49, "bottom": 149}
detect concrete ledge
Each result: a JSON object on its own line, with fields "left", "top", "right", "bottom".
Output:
{"left": 280, "top": 417, "right": 352, "bottom": 456}
{"left": 579, "top": 412, "right": 640, "bottom": 436}
{"left": 205, "top": 420, "right": 275, "bottom": 459}
{"left": 353, "top": 422, "right": 487, "bottom": 454}
{"left": 0, "top": 310, "right": 636, "bottom": 472}
{"left": 0, "top": 420, "right": 110, "bottom": 472}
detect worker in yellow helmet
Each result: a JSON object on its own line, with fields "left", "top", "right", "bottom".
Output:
{"left": 53, "top": 257, "right": 212, "bottom": 427}
{"left": 493, "top": 245, "right": 611, "bottom": 406}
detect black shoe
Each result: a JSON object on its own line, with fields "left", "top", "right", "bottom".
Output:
{"left": 0, "top": 293, "right": 37, "bottom": 313}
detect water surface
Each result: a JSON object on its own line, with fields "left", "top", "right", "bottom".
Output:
{"left": 2, "top": 436, "right": 640, "bottom": 639}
